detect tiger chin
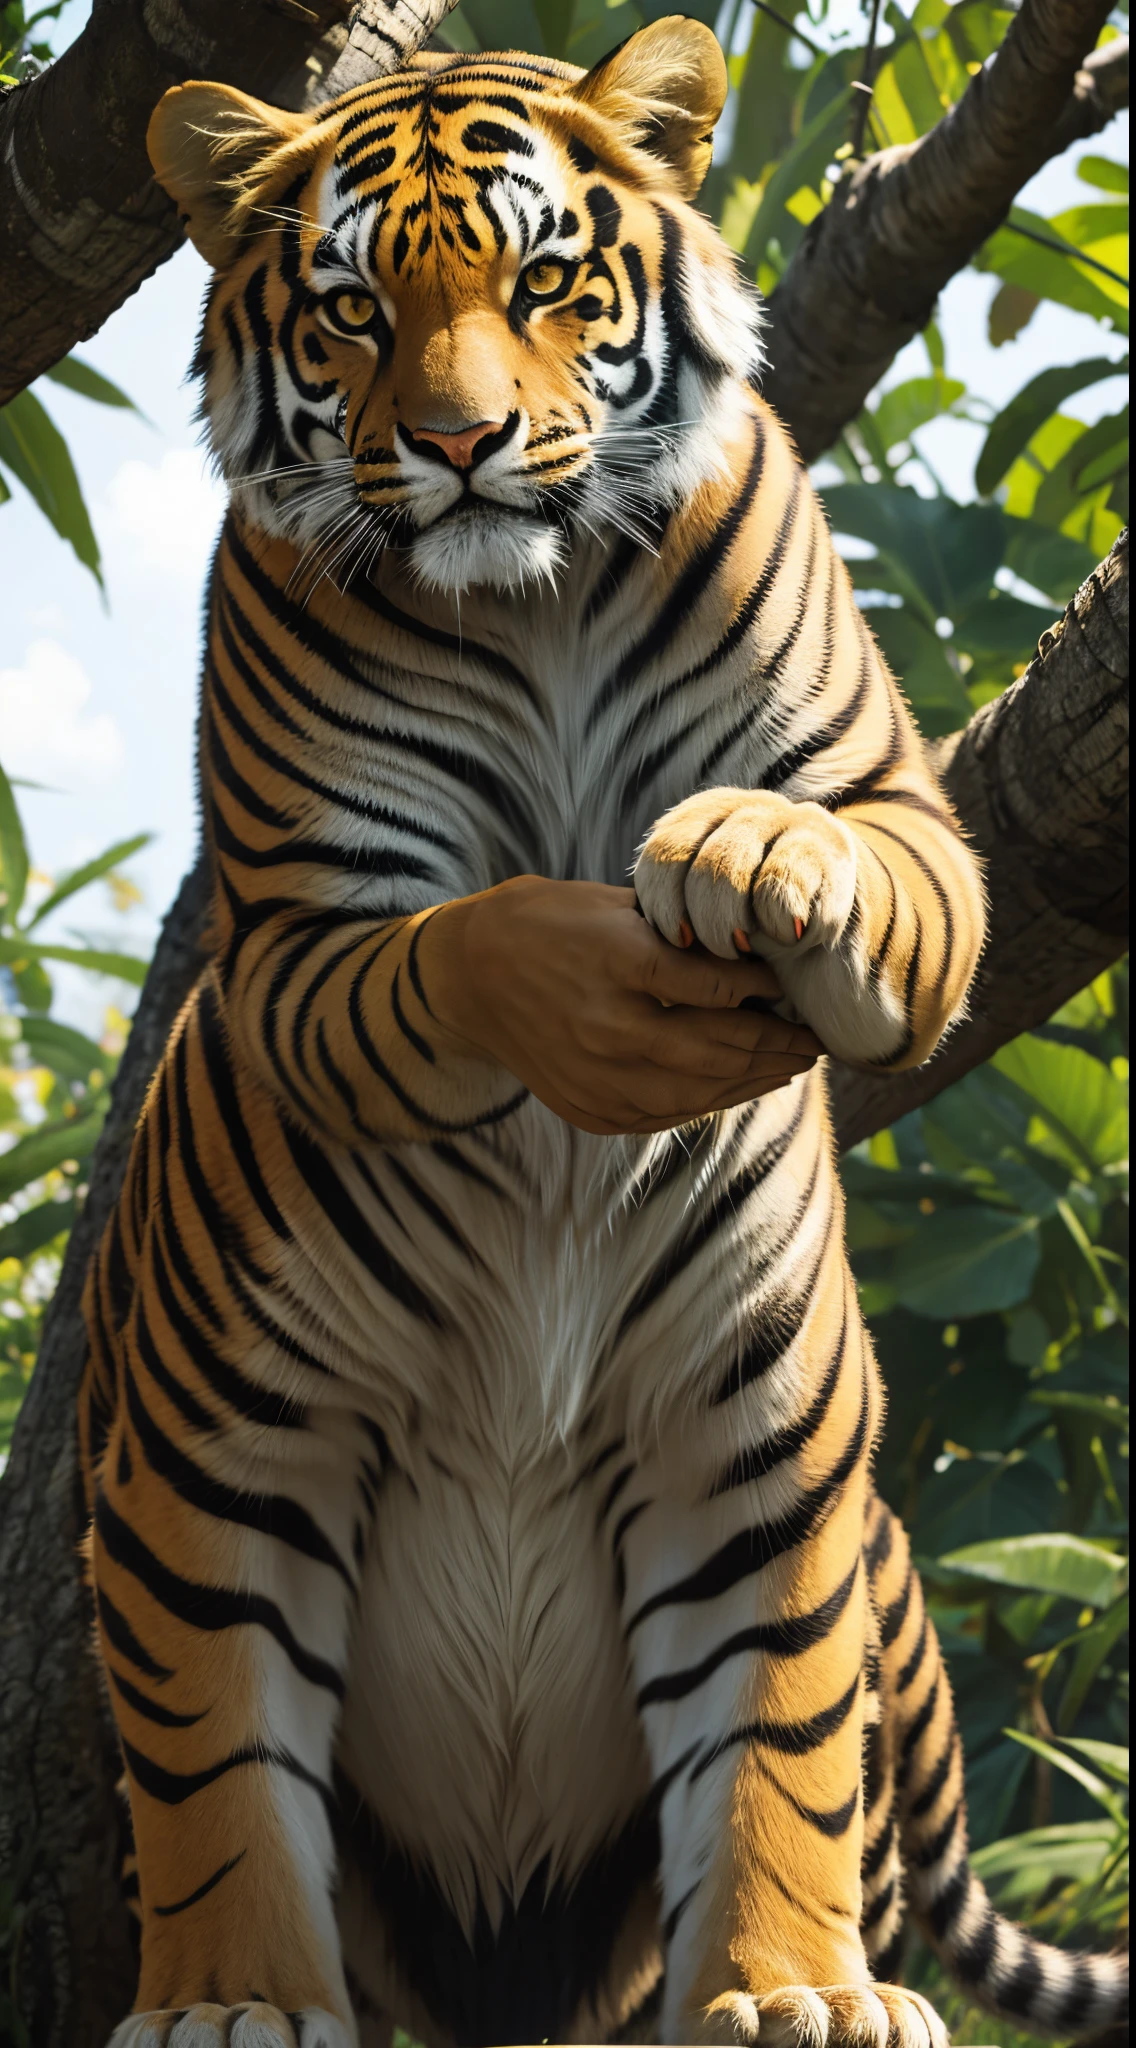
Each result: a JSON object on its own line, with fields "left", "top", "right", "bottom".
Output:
{"left": 82, "top": 17, "right": 1126, "bottom": 2048}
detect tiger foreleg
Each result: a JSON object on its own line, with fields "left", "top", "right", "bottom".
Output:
{"left": 90, "top": 1390, "right": 359, "bottom": 2045}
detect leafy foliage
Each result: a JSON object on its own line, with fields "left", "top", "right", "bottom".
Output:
{"left": 0, "top": 762, "right": 150, "bottom": 1454}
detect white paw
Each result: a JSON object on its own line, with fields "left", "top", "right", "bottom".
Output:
{"left": 635, "top": 788, "right": 857, "bottom": 961}
{"left": 108, "top": 2007, "right": 352, "bottom": 2048}
{"left": 696, "top": 1984, "right": 948, "bottom": 2048}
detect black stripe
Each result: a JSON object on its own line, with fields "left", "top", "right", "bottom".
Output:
{"left": 108, "top": 1667, "right": 205, "bottom": 1729}
{"left": 96, "top": 1586, "right": 173, "bottom": 1682}
{"left": 637, "top": 1562, "right": 860, "bottom": 1710}
{"left": 153, "top": 1851, "right": 246, "bottom": 1917}
{"left": 95, "top": 1492, "right": 344, "bottom": 1698}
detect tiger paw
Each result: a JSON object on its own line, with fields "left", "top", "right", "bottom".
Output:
{"left": 697, "top": 1983, "right": 948, "bottom": 2048}
{"left": 635, "top": 787, "right": 857, "bottom": 961}
{"left": 107, "top": 2006, "right": 352, "bottom": 2048}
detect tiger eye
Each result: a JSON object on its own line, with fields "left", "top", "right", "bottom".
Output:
{"left": 523, "top": 262, "right": 566, "bottom": 298}
{"left": 323, "top": 291, "right": 378, "bottom": 333}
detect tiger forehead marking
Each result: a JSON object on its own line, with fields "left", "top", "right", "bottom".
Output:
{"left": 173, "top": 50, "right": 762, "bottom": 595}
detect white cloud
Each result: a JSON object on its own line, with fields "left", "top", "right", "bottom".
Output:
{"left": 103, "top": 448, "right": 226, "bottom": 587}
{"left": 0, "top": 640, "right": 123, "bottom": 781}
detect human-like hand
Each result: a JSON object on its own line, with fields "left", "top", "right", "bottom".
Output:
{"left": 422, "top": 876, "right": 821, "bottom": 1136}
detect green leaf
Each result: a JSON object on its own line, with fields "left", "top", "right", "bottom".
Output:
{"left": 0, "top": 1112, "right": 103, "bottom": 1204}
{"left": 0, "top": 1195, "right": 77, "bottom": 1262}
{"left": 821, "top": 483, "right": 1008, "bottom": 620}
{"left": 23, "top": 832, "right": 152, "bottom": 930}
{"left": 1058, "top": 1596, "right": 1130, "bottom": 1731}
{"left": 1059, "top": 1737, "right": 1129, "bottom": 1790}
{"left": 42, "top": 355, "right": 139, "bottom": 412}
{"left": 743, "top": 89, "right": 854, "bottom": 272}
{"left": 974, "top": 208, "right": 1129, "bottom": 335}
{"left": 988, "top": 281, "right": 1040, "bottom": 347}
{"left": 0, "top": 935, "right": 149, "bottom": 986}
{"left": 19, "top": 1015, "right": 105, "bottom": 1083}
{"left": 861, "top": 607, "right": 973, "bottom": 738}
{"left": 1077, "top": 156, "right": 1128, "bottom": 196}
{"left": 1004, "top": 1728, "right": 1127, "bottom": 1821}
{"left": 992, "top": 1036, "right": 1129, "bottom": 1170}
{"left": 0, "top": 388, "right": 103, "bottom": 584}
{"left": 939, "top": 1533, "right": 1127, "bottom": 1610}
{"left": 0, "top": 758, "right": 30, "bottom": 926}
{"left": 870, "top": 375, "right": 967, "bottom": 453}
{"left": 1030, "top": 1390, "right": 1129, "bottom": 1433}
{"left": 951, "top": 590, "right": 1056, "bottom": 659}
{"left": 1001, "top": 521, "right": 1098, "bottom": 606}
{"left": 976, "top": 358, "right": 1126, "bottom": 497}
{"left": 970, "top": 1819, "right": 1117, "bottom": 1902}
{"left": 10, "top": 958, "right": 53, "bottom": 1013}
{"left": 891, "top": 1205, "right": 1039, "bottom": 1318}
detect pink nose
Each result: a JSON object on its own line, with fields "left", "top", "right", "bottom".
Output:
{"left": 407, "top": 420, "right": 506, "bottom": 470}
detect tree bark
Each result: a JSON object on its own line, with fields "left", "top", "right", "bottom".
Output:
{"left": 828, "top": 530, "right": 1129, "bottom": 1149}
{"left": 762, "top": 7, "right": 1129, "bottom": 464}
{"left": 0, "top": 0, "right": 462, "bottom": 405}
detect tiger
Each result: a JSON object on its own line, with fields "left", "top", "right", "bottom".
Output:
{"left": 77, "top": 17, "right": 1128, "bottom": 2048}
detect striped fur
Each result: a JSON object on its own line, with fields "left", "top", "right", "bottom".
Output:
{"left": 79, "top": 22, "right": 1124, "bottom": 2048}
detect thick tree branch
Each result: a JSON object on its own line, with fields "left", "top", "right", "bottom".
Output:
{"left": 763, "top": 3, "right": 1129, "bottom": 463}
{"left": 0, "top": 0, "right": 460, "bottom": 405}
{"left": 829, "top": 530, "right": 1129, "bottom": 1149}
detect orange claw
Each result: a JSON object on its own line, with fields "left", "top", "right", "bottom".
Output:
{"left": 733, "top": 927, "right": 752, "bottom": 955}
{"left": 793, "top": 916, "right": 805, "bottom": 941}
{"left": 678, "top": 920, "right": 694, "bottom": 949}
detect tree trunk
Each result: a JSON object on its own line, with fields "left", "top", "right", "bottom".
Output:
{"left": 0, "top": 0, "right": 1129, "bottom": 2036}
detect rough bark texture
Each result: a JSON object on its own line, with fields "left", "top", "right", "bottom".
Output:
{"left": 828, "top": 531, "right": 1130, "bottom": 1148}
{"left": 0, "top": 0, "right": 1129, "bottom": 2038}
{"left": 0, "top": 0, "right": 462, "bottom": 404}
{"left": 763, "top": 7, "right": 1129, "bottom": 463}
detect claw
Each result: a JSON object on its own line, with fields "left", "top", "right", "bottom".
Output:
{"left": 793, "top": 916, "right": 804, "bottom": 940}
{"left": 678, "top": 919, "right": 694, "bottom": 949}
{"left": 733, "top": 926, "right": 752, "bottom": 955}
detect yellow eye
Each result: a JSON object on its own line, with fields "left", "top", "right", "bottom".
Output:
{"left": 321, "top": 290, "right": 378, "bottom": 334}
{"left": 522, "top": 261, "right": 567, "bottom": 299}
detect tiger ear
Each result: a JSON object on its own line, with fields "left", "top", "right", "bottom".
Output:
{"left": 147, "top": 81, "right": 314, "bottom": 267}
{"left": 571, "top": 16, "right": 727, "bottom": 199}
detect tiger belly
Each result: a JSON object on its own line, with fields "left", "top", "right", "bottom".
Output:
{"left": 333, "top": 1409, "right": 658, "bottom": 2038}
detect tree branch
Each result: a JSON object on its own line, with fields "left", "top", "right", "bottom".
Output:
{"left": 0, "top": 0, "right": 460, "bottom": 405}
{"left": 828, "top": 529, "right": 1129, "bottom": 1150}
{"left": 763, "top": 2, "right": 1129, "bottom": 463}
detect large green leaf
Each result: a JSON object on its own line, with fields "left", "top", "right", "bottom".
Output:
{"left": 0, "top": 758, "right": 30, "bottom": 927}
{"left": 23, "top": 832, "right": 152, "bottom": 931}
{"left": 992, "top": 1036, "right": 1129, "bottom": 1171}
{"left": 951, "top": 589, "right": 1056, "bottom": 659}
{"left": 1061, "top": 1737, "right": 1129, "bottom": 1789}
{"left": 939, "top": 1533, "right": 1128, "bottom": 1610}
{"left": 820, "top": 483, "right": 1008, "bottom": 620}
{"left": 0, "top": 935, "right": 149, "bottom": 986}
{"left": 1057, "top": 1595, "right": 1129, "bottom": 1731}
{"left": 974, "top": 207, "right": 1129, "bottom": 336}
{"left": 0, "top": 387, "right": 102, "bottom": 583}
{"left": 0, "top": 1112, "right": 103, "bottom": 1204}
{"left": 891, "top": 1204, "right": 1039, "bottom": 1318}
{"left": 1077, "top": 155, "right": 1128, "bottom": 196}
{"left": 976, "top": 358, "right": 1126, "bottom": 497}
{"left": 43, "top": 355, "right": 139, "bottom": 412}
{"left": 743, "top": 88, "right": 854, "bottom": 273}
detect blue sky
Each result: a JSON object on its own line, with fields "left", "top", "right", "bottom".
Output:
{"left": 1, "top": 1, "right": 1128, "bottom": 1029}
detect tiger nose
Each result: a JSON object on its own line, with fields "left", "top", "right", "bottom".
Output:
{"left": 407, "top": 420, "right": 507, "bottom": 470}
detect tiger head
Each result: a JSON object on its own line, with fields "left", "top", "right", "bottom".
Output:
{"left": 148, "top": 18, "right": 763, "bottom": 595}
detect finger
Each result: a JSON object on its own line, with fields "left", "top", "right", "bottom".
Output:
{"left": 648, "top": 1006, "right": 823, "bottom": 1060}
{"left": 628, "top": 931, "right": 784, "bottom": 1011}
